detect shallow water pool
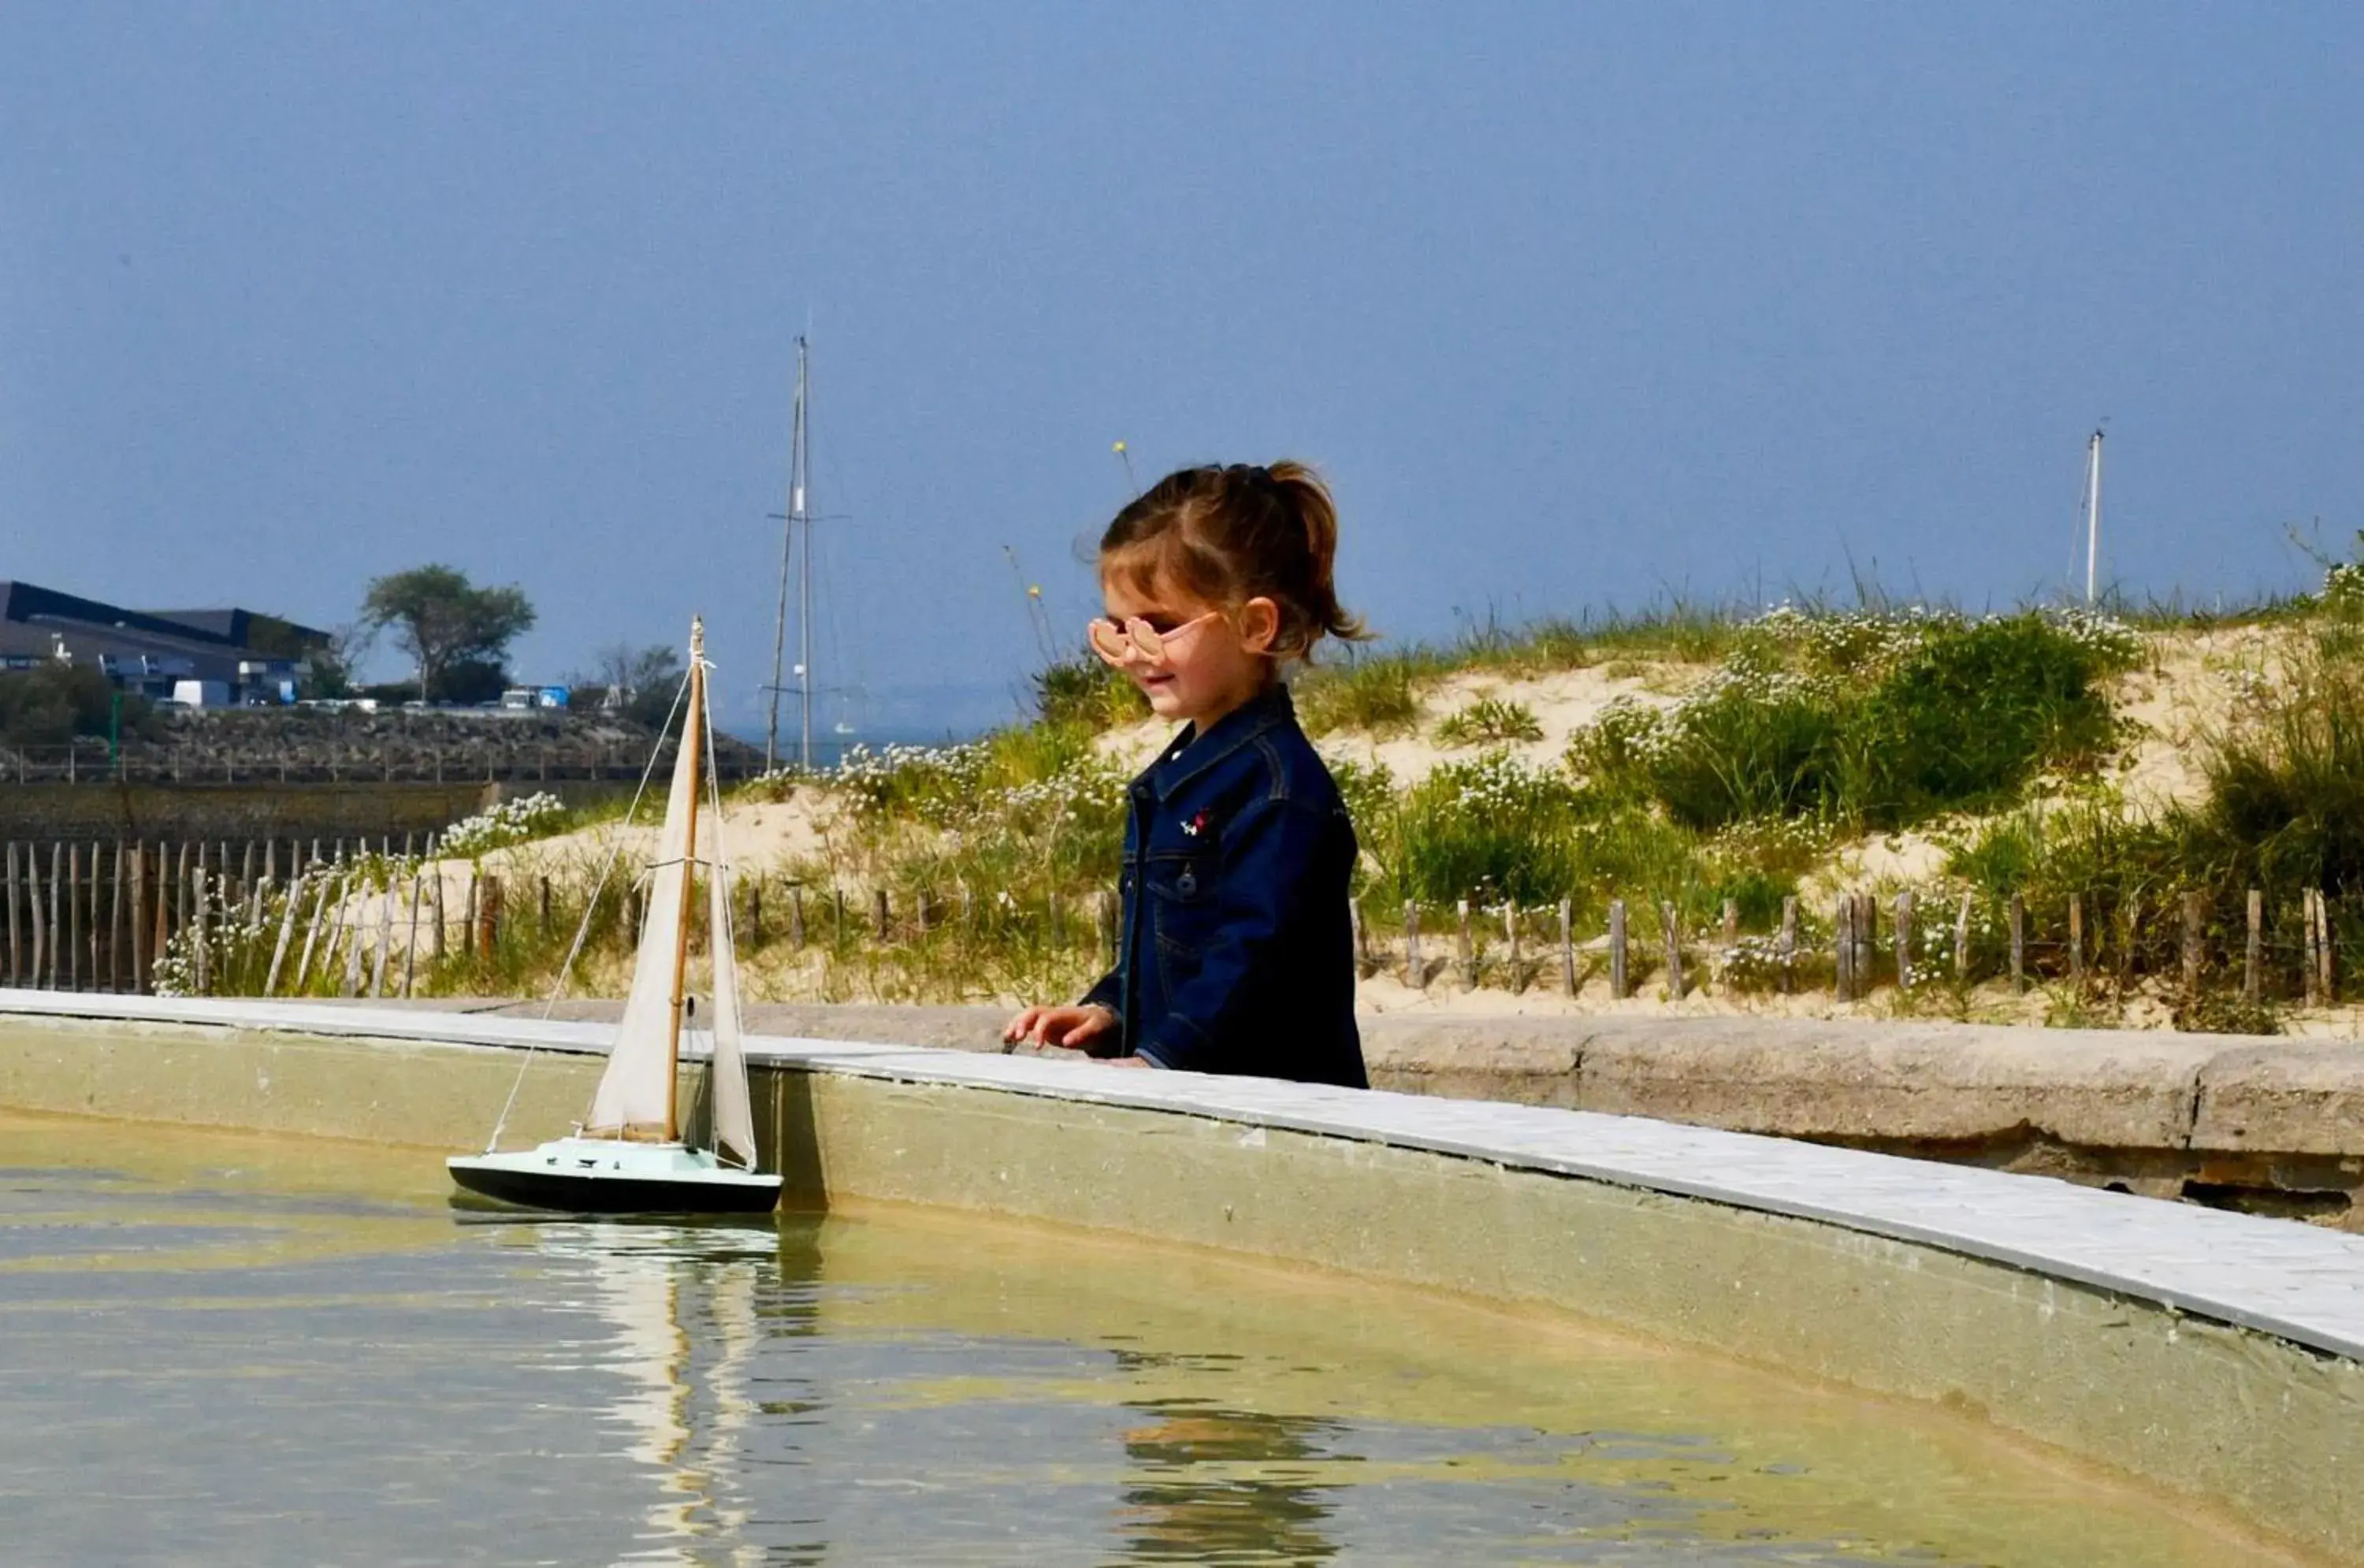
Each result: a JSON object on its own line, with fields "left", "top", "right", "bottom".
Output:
{"left": 0, "top": 1111, "right": 2315, "bottom": 1566}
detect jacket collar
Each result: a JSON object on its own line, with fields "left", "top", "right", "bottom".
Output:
{"left": 1143, "top": 682, "right": 1295, "bottom": 802}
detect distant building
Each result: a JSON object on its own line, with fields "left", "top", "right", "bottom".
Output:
{"left": 0, "top": 581, "right": 332, "bottom": 707}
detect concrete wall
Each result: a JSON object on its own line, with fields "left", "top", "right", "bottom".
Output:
{"left": 0, "top": 999, "right": 2358, "bottom": 1562}
{"left": 452, "top": 998, "right": 2364, "bottom": 1229}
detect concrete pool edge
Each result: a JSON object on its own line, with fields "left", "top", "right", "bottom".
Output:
{"left": 2, "top": 990, "right": 2361, "bottom": 1562}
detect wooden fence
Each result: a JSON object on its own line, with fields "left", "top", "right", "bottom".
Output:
{"left": 2, "top": 836, "right": 440, "bottom": 995}
{"left": 1348, "top": 889, "right": 2337, "bottom": 1006}
{"left": 6, "top": 837, "right": 2344, "bottom": 1012}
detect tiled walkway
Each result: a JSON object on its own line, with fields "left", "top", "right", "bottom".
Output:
{"left": 6, "top": 990, "right": 2362, "bottom": 1362}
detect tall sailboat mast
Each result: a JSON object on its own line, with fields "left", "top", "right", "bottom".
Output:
{"left": 663, "top": 620, "right": 707, "bottom": 1142}
{"left": 2081, "top": 428, "right": 2105, "bottom": 607}
{"left": 796, "top": 344, "right": 813, "bottom": 771}
{"left": 764, "top": 337, "right": 812, "bottom": 771}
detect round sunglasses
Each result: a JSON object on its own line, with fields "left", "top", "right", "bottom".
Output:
{"left": 1086, "top": 608, "right": 1224, "bottom": 665}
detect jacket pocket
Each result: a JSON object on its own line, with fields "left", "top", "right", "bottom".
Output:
{"left": 1144, "top": 849, "right": 1221, "bottom": 956}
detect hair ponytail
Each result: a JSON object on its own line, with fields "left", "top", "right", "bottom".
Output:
{"left": 1100, "top": 460, "right": 1370, "bottom": 662}
{"left": 1259, "top": 461, "right": 1365, "bottom": 652}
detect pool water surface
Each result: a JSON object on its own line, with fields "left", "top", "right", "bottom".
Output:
{"left": 0, "top": 1112, "right": 2317, "bottom": 1566}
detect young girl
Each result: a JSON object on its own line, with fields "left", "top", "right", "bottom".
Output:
{"left": 1002, "top": 462, "right": 1370, "bottom": 1088}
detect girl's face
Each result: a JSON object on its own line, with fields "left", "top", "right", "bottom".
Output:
{"left": 1096, "top": 570, "right": 1278, "bottom": 728}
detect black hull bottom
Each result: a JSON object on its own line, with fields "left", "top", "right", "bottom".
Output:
{"left": 448, "top": 1164, "right": 782, "bottom": 1217}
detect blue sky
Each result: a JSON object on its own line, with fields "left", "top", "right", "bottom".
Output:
{"left": 2, "top": 4, "right": 2357, "bottom": 737}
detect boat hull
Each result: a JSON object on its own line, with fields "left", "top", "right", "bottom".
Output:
{"left": 448, "top": 1138, "right": 782, "bottom": 1217}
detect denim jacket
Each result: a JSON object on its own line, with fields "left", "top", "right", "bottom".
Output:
{"left": 1081, "top": 683, "right": 1367, "bottom": 1088}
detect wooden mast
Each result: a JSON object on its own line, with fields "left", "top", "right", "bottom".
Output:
{"left": 663, "top": 619, "right": 705, "bottom": 1143}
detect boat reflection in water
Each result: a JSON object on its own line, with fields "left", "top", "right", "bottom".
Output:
{"left": 535, "top": 1221, "right": 786, "bottom": 1564}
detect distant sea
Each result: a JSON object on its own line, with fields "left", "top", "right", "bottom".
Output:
{"left": 714, "top": 678, "right": 1032, "bottom": 767}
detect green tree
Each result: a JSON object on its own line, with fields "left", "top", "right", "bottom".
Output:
{"left": 359, "top": 565, "right": 536, "bottom": 702}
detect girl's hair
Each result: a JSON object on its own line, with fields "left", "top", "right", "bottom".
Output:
{"left": 1099, "top": 461, "right": 1368, "bottom": 661}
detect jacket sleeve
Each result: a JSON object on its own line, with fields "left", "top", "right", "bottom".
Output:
{"left": 1135, "top": 795, "right": 1333, "bottom": 1072}
{"left": 1079, "top": 967, "right": 1122, "bottom": 1023}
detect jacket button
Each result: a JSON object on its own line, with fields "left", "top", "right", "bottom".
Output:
{"left": 1176, "top": 871, "right": 1197, "bottom": 898}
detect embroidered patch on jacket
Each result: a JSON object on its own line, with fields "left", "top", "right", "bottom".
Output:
{"left": 1180, "top": 809, "right": 1212, "bottom": 837}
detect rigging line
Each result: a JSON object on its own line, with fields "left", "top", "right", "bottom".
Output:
{"left": 698, "top": 655, "right": 756, "bottom": 1172}
{"left": 481, "top": 667, "right": 691, "bottom": 1155}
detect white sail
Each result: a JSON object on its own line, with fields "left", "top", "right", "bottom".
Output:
{"left": 587, "top": 717, "right": 699, "bottom": 1138}
{"left": 706, "top": 868, "right": 757, "bottom": 1167}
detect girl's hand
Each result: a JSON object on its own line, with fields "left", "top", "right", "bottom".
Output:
{"left": 1001, "top": 1004, "right": 1116, "bottom": 1050}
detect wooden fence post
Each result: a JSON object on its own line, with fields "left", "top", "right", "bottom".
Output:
{"left": 1779, "top": 896, "right": 1798, "bottom": 994}
{"left": 46, "top": 842, "right": 62, "bottom": 990}
{"left": 1853, "top": 893, "right": 1875, "bottom": 998}
{"left": 875, "top": 888, "right": 892, "bottom": 942}
{"left": 2244, "top": 888, "right": 2262, "bottom": 1004}
{"left": 265, "top": 879, "right": 299, "bottom": 995}
{"left": 110, "top": 842, "right": 127, "bottom": 992}
{"left": 191, "top": 863, "right": 210, "bottom": 996}
{"left": 1608, "top": 898, "right": 1629, "bottom": 1000}
{"left": 27, "top": 847, "right": 46, "bottom": 990}
{"left": 1404, "top": 901, "right": 1422, "bottom": 987}
{"left": 2119, "top": 893, "right": 2141, "bottom": 993}
{"left": 2181, "top": 890, "right": 2205, "bottom": 995}
{"left": 154, "top": 845, "right": 173, "bottom": 984}
{"left": 790, "top": 886, "right": 807, "bottom": 948}
{"left": 2298, "top": 894, "right": 2317, "bottom": 1007}
{"left": 47, "top": 842, "right": 63, "bottom": 990}
{"left": 403, "top": 875, "right": 424, "bottom": 998}
{"left": 5, "top": 842, "right": 17, "bottom": 987}
{"left": 1953, "top": 893, "right": 1972, "bottom": 983}
{"left": 67, "top": 843, "right": 80, "bottom": 993}
{"left": 338, "top": 879, "right": 367, "bottom": 998}
{"left": 2008, "top": 894, "right": 2026, "bottom": 992}
{"left": 1558, "top": 897, "right": 1576, "bottom": 996}
{"left": 132, "top": 843, "right": 150, "bottom": 994}
{"left": 2317, "top": 889, "right": 2336, "bottom": 1004}
{"left": 1660, "top": 901, "right": 1685, "bottom": 1001}
{"left": 2068, "top": 894, "right": 2086, "bottom": 994}
{"left": 1504, "top": 903, "right": 1522, "bottom": 994}
{"left": 538, "top": 876, "right": 552, "bottom": 938}
{"left": 479, "top": 875, "right": 503, "bottom": 961}
{"left": 1834, "top": 896, "right": 1853, "bottom": 1001}
{"left": 295, "top": 875, "right": 336, "bottom": 994}
{"left": 1455, "top": 898, "right": 1474, "bottom": 990}
{"left": 749, "top": 879, "right": 764, "bottom": 942}
{"left": 1350, "top": 898, "right": 1371, "bottom": 979}
{"left": 1894, "top": 890, "right": 1914, "bottom": 992}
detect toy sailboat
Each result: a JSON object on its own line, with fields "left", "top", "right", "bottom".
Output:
{"left": 448, "top": 619, "right": 783, "bottom": 1215}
